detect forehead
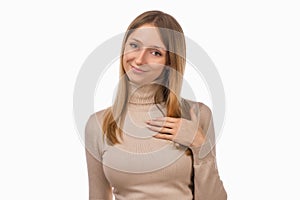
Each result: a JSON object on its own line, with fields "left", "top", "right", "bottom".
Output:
{"left": 128, "top": 24, "right": 166, "bottom": 49}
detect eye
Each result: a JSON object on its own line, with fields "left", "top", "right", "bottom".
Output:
{"left": 129, "top": 42, "right": 138, "bottom": 49}
{"left": 151, "top": 50, "right": 162, "bottom": 57}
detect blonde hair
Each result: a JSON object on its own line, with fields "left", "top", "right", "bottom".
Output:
{"left": 102, "top": 10, "right": 191, "bottom": 147}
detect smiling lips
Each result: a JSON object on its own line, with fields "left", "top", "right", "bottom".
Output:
{"left": 131, "top": 65, "right": 146, "bottom": 73}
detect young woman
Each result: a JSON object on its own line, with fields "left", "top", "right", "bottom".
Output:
{"left": 85, "top": 10, "right": 227, "bottom": 200}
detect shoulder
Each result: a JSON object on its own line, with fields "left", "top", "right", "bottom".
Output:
{"left": 86, "top": 107, "right": 111, "bottom": 127}
{"left": 85, "top": 107, "right": 111, "bottom": 155}
{"left": 85, "top": 107, "right": 111, "bottom": 139}
{"left": 182, "top": 98, "right": 212, "bottom": 115}
{"left": 182, "top": 98, "right": 213, "bottom": 128}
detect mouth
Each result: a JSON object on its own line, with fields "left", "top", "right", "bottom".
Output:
{"left": 131, "top": 65, "right": 146, "bottom": 73}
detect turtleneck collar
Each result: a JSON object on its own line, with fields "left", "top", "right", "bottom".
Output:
{"left": 127, "top": 81, "right": 164, "bottom": 105}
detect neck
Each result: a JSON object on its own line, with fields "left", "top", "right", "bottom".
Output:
{"left": 127, "top": 81, "right": 164, "bottom": 105}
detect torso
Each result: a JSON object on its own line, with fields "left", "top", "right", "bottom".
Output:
{"left": 100, "top": 103, "right": 194, "bottom": 199}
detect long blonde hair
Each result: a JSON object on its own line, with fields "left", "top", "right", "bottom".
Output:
{"left": 102, "top": 10, "right": 191, "bottom": 145}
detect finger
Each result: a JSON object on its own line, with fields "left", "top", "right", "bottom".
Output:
{"left": 146, "top": 125, "right": 174, "bottom": 134}
{"left": 152, "top": 117, "right": 179, "bottom": 123}
{"left": 146, "top": 120, "right": 175, "bottom": 128}
{"left": 152, "top": 133, "right": 173, "bottom": 141}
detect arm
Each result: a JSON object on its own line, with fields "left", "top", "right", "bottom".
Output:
{"left": 189, "top": 103, "right": 227, "bottom": 200}
{"left": 146, "top": 102, "right": 227, "bottom": 199}
{"left": 85, "top": 114, "right": 112, "bottom": 200}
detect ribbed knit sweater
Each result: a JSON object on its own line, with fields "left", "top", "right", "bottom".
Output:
{"left": 85, "top": 82, "right": 227, "bottom": 200}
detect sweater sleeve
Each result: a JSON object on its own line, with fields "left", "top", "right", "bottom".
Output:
{"left": 85, "top": 113, "right": 113, "bottom": 200}
{"left": 191, "top": 103, "right": 227, "bottom": 200}
{"left": 173, "top": 102, "right": 227, "bottom": 200}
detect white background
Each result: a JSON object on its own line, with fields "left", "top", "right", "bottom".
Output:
{"left": 1, "top": 0, "right": 299, "bottom": 199}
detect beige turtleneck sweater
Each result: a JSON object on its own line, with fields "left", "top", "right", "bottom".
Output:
{"left": 85, "top": 82, "right": 227, "bottom": 200}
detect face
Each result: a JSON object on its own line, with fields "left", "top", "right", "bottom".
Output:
{"left": 122, "top": 24, "right": 167, "bottom": 85}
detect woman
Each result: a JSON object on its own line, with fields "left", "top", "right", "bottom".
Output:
{"left": 85, "top": 10, "right": 227, "bottom": 200}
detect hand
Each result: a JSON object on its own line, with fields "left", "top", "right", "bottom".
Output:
{"left": 146, "top": 105, "right": 206, "bottom": 147}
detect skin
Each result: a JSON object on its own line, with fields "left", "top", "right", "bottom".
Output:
{"left": 123, "top": 24, "right": 167, "bottom": 85}
{"left": 147, "top": 105, "right": 206, "bottom": 148}
{"left": 123, "top": 24, "right": 205, "bottom": 147}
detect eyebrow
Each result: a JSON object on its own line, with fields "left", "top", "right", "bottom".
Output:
{"left": 130, "top": 38, "right": 166, "bottom": 51}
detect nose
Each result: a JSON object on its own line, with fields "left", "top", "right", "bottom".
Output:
{"left": 135, "top": 48, "right": 147, "bottom": 66}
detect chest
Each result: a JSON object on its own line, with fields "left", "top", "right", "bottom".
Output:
{"left": 100, "top": 104, "right": 193, "bottom": 191}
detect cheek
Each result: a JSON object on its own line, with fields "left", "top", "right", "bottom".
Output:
{"left": 149, "top": 58, "right": 166, "bottom": 75}
{"left": 155, "top": 65, "right": 165, "bottom": 72}
{"left": 151, "top": 60, "right": 166, "bottom": 71}
{"left": 151, "top": 65, "right": 165, "bottom": 78}
{"left": 122, "top": 55, "right": 130, "bottom": 71}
